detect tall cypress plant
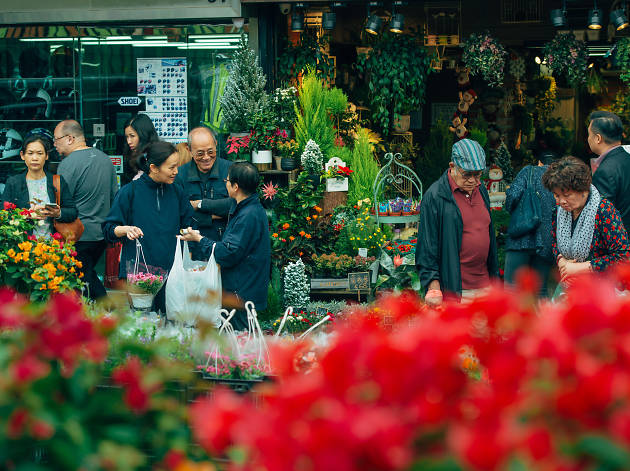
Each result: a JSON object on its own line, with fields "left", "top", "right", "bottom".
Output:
{"left": 219, "top": 35, "right": 269, "bottom": 133}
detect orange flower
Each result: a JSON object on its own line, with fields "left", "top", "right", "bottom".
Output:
{"left": 306, "top": 216, "right": 311, "bottom": 221}
{"left": 289, "top": 236, "right": 295, "bottom": 241}
{"left": 305, "top": 233, "right": 312, "bottom": 239}
{"left": 393, "top": 255, "right": 403, "bottom": 267}
{"left": 272, "top": 233, "right": 279, "bottom": 238}
{"left": 312, "top": 215, "right": 318, "bottom": 220}
{"left": 314, "top": 206, "right": 322, "bottom": 213}
{"left": 7, "top": 249, "right": 16, "bottom": 258}
{"left": 18, "top": 241, "right": 32, "bottom": 252}
{"left": 299, "top": 230, "right": 306, "bottom": 237}
{"left": 299, "top": 251, "right": 304, "bottom": 256}
{"left": 282, "top": 223, "right": 290, "bottom": 230}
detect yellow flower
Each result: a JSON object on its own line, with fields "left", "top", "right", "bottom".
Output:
{"left": 7, "top": 249, "right": 15, "bottom": 258}
{"left": 272, "top": 233, "right": 278, "bottom": 238}
{"left": 314, "top": 206, "right": 322, "bottom": 213}
{"left": 18, "top": 241, "right": 32, "bottom": 252}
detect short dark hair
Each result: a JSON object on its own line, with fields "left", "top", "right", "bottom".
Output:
{"left": 123, "top": 113, "right": 159, "bottom": 157}
{"left": 22, "top": 135, "right": 49, "bottom": 154}
{"left": 589, "top": 110, "right": 624, "bottom": 144}
{"left": 538, "top": 150, "right": 558, "bottom": 166}
{"left": 228, "top": 162, "right": 259, "bottom": 195}
{"left": 542, "top": 156, "right": 591, "bottom": 193}
{"left": 138, "top": 140, "right": 177, "bottom": 173}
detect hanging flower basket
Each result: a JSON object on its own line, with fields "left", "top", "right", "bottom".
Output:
{"left": 461, "top": 31, "right": 507, "bottom": 87}
{"left": 542, "top": 33, "right": 588, "bottom": 87}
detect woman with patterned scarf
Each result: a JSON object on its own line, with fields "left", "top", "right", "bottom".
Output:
{"left": 542, "top": 156, "right": 630, "bottom": 289}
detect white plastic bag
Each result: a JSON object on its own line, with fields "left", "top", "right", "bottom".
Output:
{"left": 165, "top": 240, "right": 222, "bottom": 326}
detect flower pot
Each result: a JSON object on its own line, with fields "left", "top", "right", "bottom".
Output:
{"left": 389, "top": 211, "right": 402, "bottom": 217}
{"left": 229, "top": 131, "right": 250, "bottom": 139}
{"left": 281, "top": 157, "right": 297, "bottom": 171}
{"left": 274, "top": 155, "right": 282, "bottom": 170}
{"left": 252, "top": 149, "right": 272, "bottom": 164}
{"left": 402, "top": 211, "right": 413, "bottom": 217}
{"left": 325, "top": 177, "right": 348, "bottom": 192}
{"left": 129, "top": 292, "right": 155, "bottom": 310}
{"left": 393, "top": 114, "right": 411, "bottom": 132}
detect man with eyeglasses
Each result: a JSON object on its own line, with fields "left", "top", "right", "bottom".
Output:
{"left": 416, "top": 138, "right": 499, "bottom": 306}
{"left": 175, "top": 126, "right": 233, "bottom": 258}
{"left": 55, "top": 119, "right": 118, "bottom": 301}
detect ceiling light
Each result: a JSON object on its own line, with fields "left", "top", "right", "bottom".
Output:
{"left": 322, "top": 11, "right": 336, "bottom": 30}
{"left": 611, "top": 6, "right": 629, "bottom": 30}
{"left": 390, "top": 13, "right": 404, "bottom": 33}
{"left": 588, "top": 2, "right": 602, "bottom": 29}
{"left": 365, "top": 14, "right": 383, "bottom": 35}
{"left": 291, "top": 11, "right": 305, "bottom": 32}
{"left": 550, "top": 8, "right": 567, "bottom": 27}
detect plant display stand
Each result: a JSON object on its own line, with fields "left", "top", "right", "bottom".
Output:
{"left": 373, "top": 152, "right": 423, "bottom": 224}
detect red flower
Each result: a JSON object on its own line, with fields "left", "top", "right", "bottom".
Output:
{"left": 51, "top": 232, "right": 63, "bottom": 241}
{"left": 27, "top": 234, "right": 37, "bottom": 241}
{"left": 112, "top": 356, "right": 160, "bottom": 413}
{"left": 20, "top": 209, "right": 33, "bottom": 216}
{"left": 30, "top": 419, "right": 55, "bottom": 440}
{"left": 3, "top": 201, "right": 16, "bottom": 210}
{"left": 7, "top": 408, "right": 29, "bottom": 439}
{"left": 337, "top": 165, "right": 354, "bottom": 177}
{"left": 11, "top": 353, "right": 50, "bottom": 384}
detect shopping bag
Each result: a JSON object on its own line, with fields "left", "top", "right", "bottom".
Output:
{"left": 104, "top": 242, "right": 122, "bottom": 288}
{"left": 165, "top": 240, "right": 222, "bottom": 326}
{"left": 125, "top": 239, "right": 166, "bottom": 310}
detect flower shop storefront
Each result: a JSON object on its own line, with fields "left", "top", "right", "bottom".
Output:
{"left": 0, "top": 0, "right": 244, "bottom": 186}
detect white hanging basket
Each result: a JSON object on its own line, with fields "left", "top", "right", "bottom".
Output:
{"left": 129, "top": 292, "right": 155, "bottom": 310}
{"left": 326, "top": 177, "right": 348, "bottom": 192}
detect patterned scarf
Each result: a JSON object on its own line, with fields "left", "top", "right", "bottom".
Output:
{"left": 556, "top": 185, "right": 600, "bottom": 262}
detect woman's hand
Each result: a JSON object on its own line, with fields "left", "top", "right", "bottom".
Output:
{"left": 38, "top": 205, "right": 61, "bottom": 219}
{"left": 29, "top": 204, "right": 47, "bottom": 220}
{"left": 179, "top": 227, "right": 203, "bottom": 243}
{"left": 559, "top": 260, "right": 591, "bottom": 283}
{"left": 114, "top": 225, "right": 144, "bottom": 240}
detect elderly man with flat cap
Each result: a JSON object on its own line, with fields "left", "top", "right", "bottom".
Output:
{"left": 415, "top": 138, "right": 499, "bottom": 306}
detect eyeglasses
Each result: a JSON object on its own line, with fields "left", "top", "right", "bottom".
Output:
{"left": 457, "top": 168, "right": 483, "bottom": 181}
{"left": 54, "top": 134, "right": 70, "bottom": 142}
{"left": 223, "top": 178, "right": 230, "bottom": 183}
{"left": 193, "top": 149, "right": 216, "bottom": 159}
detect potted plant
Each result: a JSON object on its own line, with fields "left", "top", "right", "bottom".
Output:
{"left": 271, "top": 86, "right": 298, "bottom": 136}
{"left": 277, "top": 30, "right": 335, "bottom": 84}
{"left": 127, "top": 269, "right": 165, "bottom": 311}
{"left": 321, "top": 164, "right": 353, "bottom": 192}
{"left": 226, "top": 132, "right": 252, "bottom": 161}
{"left": 301, "top": 139, "right": 324, "bottom": 186}
{"left": 542, "top": 32, "right": 588, "bottom": 88}
{"left": 219, "top": 35, "right": 270, "bottom": 135}
{"left": 461, "top": 31, "right": 508, "bottom": 87}
{"left": 277, "top": 138, "right": 299, "bottom": 171}
{"left": 356, "top": 30, "right": 433, "bottom": 136}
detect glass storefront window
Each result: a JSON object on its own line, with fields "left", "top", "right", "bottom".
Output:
{"left": 0, "top": 24, "right": 246, "bottom": 185}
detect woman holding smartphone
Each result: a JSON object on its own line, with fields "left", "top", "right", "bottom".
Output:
{"left": 1, "top": 134, "right": 77, "bottom": 238}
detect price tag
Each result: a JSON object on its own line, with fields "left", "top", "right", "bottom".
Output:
{"left": 358, "top": 248, "right": 368, "bottom": 258}
{"left": 348, "top": 272, "right": 370, "bottom": 290}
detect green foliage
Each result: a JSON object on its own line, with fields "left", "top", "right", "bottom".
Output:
{"left": 543, "top": 33, "right": 588, "bottom": 87}
{"left": 511, "top": 104, "right": 533, "bottom": 137}
{"left": 527, "top": 75, "right": 557, "bottom": 125}
{"left": 277, "top": 30, "right": 335, "bottom": 84}
{"left": 492, "top": 142, "right": 515, "bottom": 183}
{"left": 461, "top": 31, "right": 508, "bottom": 87}
{"left": 294, "top": 71, "right": 336, "bottom": 158}
{"left": 219, "top": 35, "right": 269, "bottom": 133}
{"left": 356, "top": 31, "right": 433, "bottom": 136}
{"left": 283, "top": 258, "right": 310, "bottom": 310}
{"left": 606, "top": 91, "right": 630, "bottom": 138}
{"left": 373, "top": 251, "right": 421, "bottom": 293}
{"left": 325, "top": 87, "right": 348, "bottom": 118}
{"left": 540, "top": 118, "right": 574, "bottom": 156}
{"left": 347, "top": 128, "right": 380, "bottom": 206}
{"left": 468, "top": 127, "right": 488, "bottom": 148}
{"left": 258, "top": 266, "right": 283, "bottom": 323}
{"left": 416, "top": 121, "right": 454, "bottom": 188}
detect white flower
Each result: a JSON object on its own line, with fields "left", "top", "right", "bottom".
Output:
{"left": 38, "top": 220, "right": 45, "bottom": 226}
{"left": 297, "top": 316, "right": 303, "bottom": 320}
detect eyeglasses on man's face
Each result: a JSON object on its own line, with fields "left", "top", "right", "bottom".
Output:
{"left": 193, "top": 149, "right": 216, "bottom": 159}
{"left": 457, "top": 167, "right": 483, "bottom": 181}
{"left": 54, "top": 134, "right": 70, "bottom": 142}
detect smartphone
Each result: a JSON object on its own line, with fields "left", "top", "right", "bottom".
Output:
{"left": 45, "top": 203, "right": 60, "bottom": 210}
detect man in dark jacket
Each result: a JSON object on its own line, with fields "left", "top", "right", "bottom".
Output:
{"left": 588, "top": 111, "right": 630, "bottom": 231}
{"left": 180, "top": 162, "right": 270, "bottom": 331}
{"left": 175, "top": 126, "right": 233, "bottom": 258}
{"left": 416, "top": 139, "right": 499, "bottom": 305}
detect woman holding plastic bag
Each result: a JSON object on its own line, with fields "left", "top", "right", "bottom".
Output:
{"left": 102, "top": 140, "right": 194, "bottom": 313}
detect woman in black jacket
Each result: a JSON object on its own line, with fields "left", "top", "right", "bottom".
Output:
{"left": 1, "top": 134, "right": 77, "bottom": 238}
{"left": 122, "top": 113, "right": 159, "bottom": 186}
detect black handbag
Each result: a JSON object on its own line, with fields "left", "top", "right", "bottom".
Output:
{"left": 507, "top": 167, "right": 542, "bottom": 238}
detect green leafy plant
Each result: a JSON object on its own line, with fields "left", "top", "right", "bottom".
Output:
{"left": 271, "top": 86, "right": 298, "bottom": 129}
{"left": 373, "top": 251, "right": 421, "bottom": 292}
{"left": 543, "top": 33, "right": 588, "bottom": 87}
{"left": 527, "top": 75, "right": 557, "bottom": 125}
{"left": 461, "top": 31, "right": 508, "bottom": 87}
{"left": 277, "top": 30, "right": 335, "bottom": 84}
{"left": 294, "top": 70, "right": 336, "bottom": 158}
{"left": 219, "top": 35, "right": 269, "bottom": 133}
{"left": 416, "top": 120, "right": 453, "bottom": 187}
{"left": 347, "top": 127, "right": 380, "bottom": 206}
{"left": 301, "top": 139, "right": 325, "bottom": 174}
{"left": 356, "top": 31, "right": 433, "bottom": 136}
{"left": 615, "top": 37, "right": 630, "bottom": 84}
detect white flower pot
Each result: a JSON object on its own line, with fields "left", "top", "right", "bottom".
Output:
{"left": 252, "top": 149, "right": 273, "bottom": 163}
{"left": 326, "top": 177, "right": 348, "bottom": 192}
{"left": 129, "top": 292, "right": 155, "bottom": 310}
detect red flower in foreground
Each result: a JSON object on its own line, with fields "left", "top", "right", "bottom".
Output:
{"left": 3, "top": 201, "right": 16, "bottom": 210}
{"left": 112, "top": 356, "right": 161, "bottom": 413}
